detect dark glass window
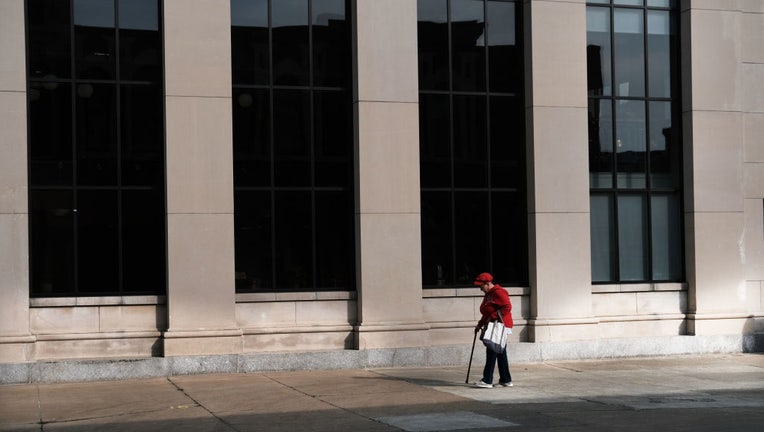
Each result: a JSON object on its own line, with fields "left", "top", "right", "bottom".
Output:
{"left": 231, "top": 0, "right": 354, "bottom": 292}
{"left": 418, "top": 0, "right": 527, "bottom": 287}
{"left": 27, "top": 0, "right": 165, "bottom": 297}
{"left": 587, "top": 0, "right": 682, "bottom": 283}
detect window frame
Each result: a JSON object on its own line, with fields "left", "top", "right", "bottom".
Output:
{"left": 231, "top": 0, "right": 355, "bottom": 293}
{"left": 586, "top": 0, "right": 684, "bottom": 284}
{"left": 418, "top": 0, "right": 528, "bottom": 288}
{"left": 26, "top": 0, "right": 167, "bottom": 298}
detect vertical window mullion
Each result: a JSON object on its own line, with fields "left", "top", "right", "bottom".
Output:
{"left": 447, "top": 0, "right": 457, "bottom": 284}
{"left": 308, "top": 0, "right": 317, "bottom": 288}
{"left": 69, "top": 0, "right": 80, "bottom": 294}
{"left": 609, "top": 4, "right": 619, "bottom": 281}
{"left": 114, "top": 0, "right": 124, "bottom": 293}
{"left": 483, "top": 0, "right": 493, "bottom": 271}
{"left": 268, "top": 0, "right": 277, "bottom": 289}
{"left": 643, "top": 8, "right": 653, "bottom": 280}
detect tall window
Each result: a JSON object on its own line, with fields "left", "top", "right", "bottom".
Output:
{"left": 27, "top": 0, "right": 165, "bottom": 297}
{"left": 231, "top": 0, "right": 354, "bottom": 292}
{"left": 418, "top": 0, "right": 527, "bottom": 287}
{"left": 587, "top": 0, "right": 682, "bottom": 283}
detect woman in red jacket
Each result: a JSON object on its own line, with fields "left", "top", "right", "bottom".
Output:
{"left": 473, "top": 272, "right": 513, "bottom": 388}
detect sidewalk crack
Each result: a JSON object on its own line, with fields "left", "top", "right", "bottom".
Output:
{"left": 167, "top": 377, "right": 239, "bottom": 432}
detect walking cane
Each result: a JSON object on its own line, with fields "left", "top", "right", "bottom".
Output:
{"left": 465, "top": 330, "right": 478, "bottom": 384}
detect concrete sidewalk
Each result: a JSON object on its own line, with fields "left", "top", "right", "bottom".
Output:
{"left": 1, "top": 353, "right": 763, "bottom": 431}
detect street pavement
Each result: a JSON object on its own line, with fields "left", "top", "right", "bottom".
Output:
{"left": 1, "top": 353, "right": 763, "bottom": 431}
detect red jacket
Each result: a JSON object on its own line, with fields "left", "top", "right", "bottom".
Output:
{"left": 477, "top": 285, "right": 513, "bottom": 329}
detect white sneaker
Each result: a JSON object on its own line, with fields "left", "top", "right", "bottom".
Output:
{"left": 499, "top": 382, "right": 513, "bottom": 387}
{"left": 474, "top": 380, "right": 493, "bottom": 388}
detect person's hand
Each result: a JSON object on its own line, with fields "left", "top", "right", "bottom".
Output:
{"left": 474, "top": 326, "right": 481, "bottom": 334}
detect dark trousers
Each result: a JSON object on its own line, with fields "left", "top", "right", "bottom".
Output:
{"left": 482, "top": 346, "right": 512, "bottom": 384}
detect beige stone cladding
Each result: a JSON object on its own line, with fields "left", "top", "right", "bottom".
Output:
{"left": 0, "top": 0, "right": 31, "bottom": 363}
{"left": 163, "top": 0, "right": 239, "bottom": 355}
{"left": 237, "top": 292, "right": 356, "bottom": 352}
{"left": 525, "top": 0, "right": 595, "bottom": 342}
{"left": 1, "top": 0, "right": 763, "bottom": 368}
{"left": 684, "top": 1, "right": 764, "bottom": 335}
{"left": 29, "top": 297, "right": 164, "bottom": 360}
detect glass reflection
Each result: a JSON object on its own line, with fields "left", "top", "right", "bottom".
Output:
{"left": 74, "top": 0, "right": 114, "bottom": 27}
{"left": 421, "top": 192, "right": 453, "bottom": 286}
{"left": 273, "top": 0, "right": 309, "bottom": 85}
{"left": 273, "top": 90, "right": 311, "bottom": 186}
{"left": 589, "top": 99, "right": 613, "bottom": 188}
{"left": 419, "top": 94, "right": 451, "bottom": 188}
{"left": 122, "top": 189, "right": 165, "bottom": 293}
{"left": 274, "top": 191, "right": 313, "bottom": 289}
{"left": 30, "top": 190, "right": 75, "bottom": 295}
{"left": 614, "top": 8, "right": 644, "bottom": 97}
{"left": 234, "top": 190, "right": 273, "bottom": 291}
{"left": 451, "top": 0, "right": 485, "bottom": 91}
{"left": 647, "top": 10, "right": 672, "bottom": 98}
{"left": 618, "top": 194, "right": 648, "bottom": 281}
{"left": 586, "top": 0, "right": 682, "bottom": 285}
{"left": 29, "top": 82, "right": 73, "bottom": 186}
{"left": 78, "top": 190, "right": 119, "bottom": 293}
{"left": 649, "top": 101, "right": 679, "bottom": 188}
{"left": 651, "top": 193, "right": 682, "bottom": 280}
{"left": 454, "top": 191, "right": 489, "bottom": 284}
{"left": 314, "top": 91, "right": 352, "bottom": 187}
{"left": 119, "top": 0, "right": 161, "bottom": 81}
{"left": 231, "top": 0, "right": 269, "bottom": 85}
{"left": 76, "top": 84, "right": 118, "bottom": 185}
{"left": 590, "top": 194, "right": 614, "bottom": 282}
{"left": 233, "top": 89, "right": 270, "bottom": 186}
{"left": 74, "top": 0, "right": 116, "bottom": 80}
{"left": 315, "top": 191, "right": 353, "bottom": 289}
{"left": 27, "top": 0, "right": 166, "bottom": 297}
{"left": 121, "top": 84, "right": 164, "bottom": 186}
{"left": 119, "top": 0, "right": 158, "bottom": 30}
{"left": 453, "top": 95, "right": 488, "bottom": 188}
{"left": 587, "top": 6, "right": 611, "bottom": 96}
{"left": 312, "top": 0, "right": 350, "bottom": 86}
{"left": 417, "top": 0, "right": 449, "bottom": 91}
{"left": 490, "top": 96, "right": 524, "bottom": 189}
{"left": 231, "top": 0, "right": 268, "bottom": 27}
{"left": 615, "top": 99, "right": 646, "bottom": 188}
{"left": 487, "top": 0, "right": 519, "bottom": 93}
{"left": 27, "top": 0, "right": 72, "bottom": 79}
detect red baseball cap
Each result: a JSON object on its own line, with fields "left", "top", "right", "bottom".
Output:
{"left": 473, "top": 272, "right": 493, "bottom": 286}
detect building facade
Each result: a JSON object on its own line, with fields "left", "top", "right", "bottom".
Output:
{"left": 1, "top": 0, "right": 763, "bottom": 382}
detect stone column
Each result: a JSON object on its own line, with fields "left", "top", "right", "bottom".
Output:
{"left": 741, "top": 1, "right": 764, "bottom": 333}
{"left": 682, "top": 1, "right": 755, "bottom": 335}
{"left": 0, "top": 0, "right": 33, "bottom": 363}
{"left": 162, "top": 0, "right": 240, "bottom": 355}
{"left": 353, "top": 0, "right": 427, "bottom": 349}
{"left": 524, "top": 0, "right": 596, "bottom": 342}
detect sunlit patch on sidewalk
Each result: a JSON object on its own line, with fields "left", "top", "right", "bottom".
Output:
{"left": 376, "top": 411, "right": 519, "bottom": 431}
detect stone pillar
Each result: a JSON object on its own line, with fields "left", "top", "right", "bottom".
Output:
{"left": 353, "top": 0, "right": 427, "bottom": 349}
{"left": 741, "top": 1, "right": 764, "bottom": 331}
{"left": 162, "top": 0, "right": 240, "bottom": 355}
{"left": 0, "top": 0, "right": 34, "bottom": 363}
{"left": 524, "top": 0, "right": 596, "bottom": 342}
{"left": 683, "top": 1, "right": 756, "bottom": 335}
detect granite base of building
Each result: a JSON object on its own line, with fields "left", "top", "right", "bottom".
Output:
{"left": 2, "top": 334, "right": 762, "bottom": 385}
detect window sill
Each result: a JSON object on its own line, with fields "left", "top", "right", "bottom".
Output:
{"left": 423, "top": 286, "right": 530, "bottom": 298}
{"left": 236, "top": 291, "right": 356, "bottom": 303}
{"left": 592, "top": 283, "right": 687, "bottom": 293}
{"left": 30, "top": 296, "right": 166, "bottom": 307}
